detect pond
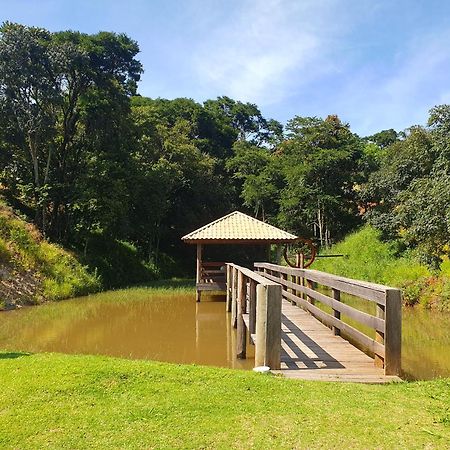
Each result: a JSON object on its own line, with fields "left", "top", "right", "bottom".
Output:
{"left": 0, "top": 288, "right": 448, "bottom": 379}
{"left": 314, "top": 290, "right": 450, "bottom": 380}
{"left": 0, "top": 289, "right": 253, "bottom": 370}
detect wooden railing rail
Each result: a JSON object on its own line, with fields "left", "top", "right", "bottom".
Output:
{"left": 254, "top": 262, "right": 402, "bottom": 376}
{"left": 226, "top": 263, "right": 282, "bottom": 369}
{"left": 199, "top": 261, "right": 226, "bottom": 283}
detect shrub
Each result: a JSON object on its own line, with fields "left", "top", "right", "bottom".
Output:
{"left": 0, "top": 203, "right": 100, "bottom": 305}
{"left": 312, "top": 225, "right": 450, "bottom": 310}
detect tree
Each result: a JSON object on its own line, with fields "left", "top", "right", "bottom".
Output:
{"left": 363, "top": 105, "right": 450, "bottom": 266}
{"left": 362, "top": 126, "right": 435, "bottom": 239}
{"left": 130, "top": 103, "right": 216, "bottom": 267}
{"left": 203, "top": 96, "right": 283, "bottom": 148}
{"left": 226, "top": 141, "right": 282, "bottom": 221}
{"left": 0, "top": 23, "right": 142, "bottom": 242}
{"left": 365, "top": 128, "right": 400, "bottom": 149}
{"left": 278, "top": 115, "right": 363, "bottom": 246}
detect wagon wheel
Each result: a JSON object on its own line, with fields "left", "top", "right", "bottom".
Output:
{"left": 283, "top": 238, "right": 317, "bottom": 269}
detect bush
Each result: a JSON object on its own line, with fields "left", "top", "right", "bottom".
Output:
{"left": 312, "top": 225, "right": 449, "bottom": 310}
{"left": 0, "top": 203, "right": 100, "bottom": 305}
{"left": 82, "top": 234, "right": 157, "bottom": 288}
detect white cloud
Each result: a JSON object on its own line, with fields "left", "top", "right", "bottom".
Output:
{"left": 335, "top": 30, "right": 450, "bottom": 134}
{"left": 191, "top": 0, "right": 341, "bottom": 106}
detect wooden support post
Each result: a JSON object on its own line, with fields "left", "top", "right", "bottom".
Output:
{"left": 266, "top": 244, "right": 271, "bottom": 262}
{"left": 231, "top": 267, "right": 238, "bottom": 328}
{"left": 255, "top": 285, "right": 266, "bottom": 368}
{"left": 306, "top": 279, "right": 315, "bottom": 305}
{"left": 281, "top": 272, "right": 288, "bottom": 294}
{"left": 226, "top": 265, "right": 232, "bottom": 312}
{"left": 236, "top": 272, "right": 247, "bottom": 359}
{"left": 196, "top": 244, "right": 202, "bottom": 302}
{"left": 332, "top": 288, "right": 341, "bottom": 336}
{"left": 384, "top": 289, "right": 402, "bottom": 376}
{"left": 255, "top": 284, "right": 282, "bottom": 369}
{"left": 374, "top": 303, "right": 385, "bottom": 368}
{"left": 248, "top": 279, "right": 257, "bottom": 336}
{"left": 299, "top": 253, "right": 305, "bottom": 301}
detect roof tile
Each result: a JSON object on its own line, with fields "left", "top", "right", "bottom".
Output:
{"left": 182, "top": 211, "right": 297, "bottom": 242}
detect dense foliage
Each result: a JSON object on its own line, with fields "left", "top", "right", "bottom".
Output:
{"left": 1, "top": 22, "right": 449, "bottom": 287}
{"left": 313, "top": 226, "right": 450, "bottom": 311}
{"left": 363, "top": 105, "right": 450, "bottom": 267}
{"left": 0, "top": 200, "right": 100, "bottom": 308}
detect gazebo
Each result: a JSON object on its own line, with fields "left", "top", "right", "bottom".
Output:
{"left": 182, "top": 211, "right": 298, "bottom": 301}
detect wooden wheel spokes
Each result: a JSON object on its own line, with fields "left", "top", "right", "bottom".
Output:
{"left": 283, "top": 238, "right": 317, "bottom": 269}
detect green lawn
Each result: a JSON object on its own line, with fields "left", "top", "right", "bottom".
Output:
{"left": 0, "top": 353, "right": 448, "bottom": 449}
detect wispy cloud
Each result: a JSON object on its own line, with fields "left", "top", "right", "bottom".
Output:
{"left": 191, "top": 0, "right": 342, "bottom": 106}
{"left": 334, "top": 30, "right": 450, "bottom": 134}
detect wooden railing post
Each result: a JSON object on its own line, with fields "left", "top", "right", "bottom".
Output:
{"left": 374, "top": 303, "right": 385, "bottom": 368}
{"left": 306, "top": 279, "right": 315, "bottom": 305}
{"left": 255, "top": 285, "right": 266, "bottom": 367}
{"left": 226, "top": 264, "right": 232, "bottom": 312}
{"left": 196, "top": 244, "right": 202, "bottom": 302}
{"left": 231, "top": 267, "right": 237, "bottom": 328}
{"left": 332, "top": 288, "right": 341, "bottom": 336}
{"left": 248, "top": 279, "right": 257, "bottom": 336}
{"left": 384, "top": 289, "right": 402, "bottom": 376}
{"left": 236, "top": 272, "right": 247, "bottom": 358}
{"left": 255, "top": 283, "right": 282, "bottom": 369}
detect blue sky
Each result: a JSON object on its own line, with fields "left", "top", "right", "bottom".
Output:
{"left": 1, "top": 0, "right": 450, "bottom": 135}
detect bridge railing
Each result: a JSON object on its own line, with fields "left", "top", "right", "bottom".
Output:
{"left": 254, "top": 262, "right": 402, "bottom": 376}
{"left": 226, "top": 263, "right": 282, "bottom": 369}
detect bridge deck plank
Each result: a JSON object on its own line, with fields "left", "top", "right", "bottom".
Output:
{"left": 277, "top": 299, "right": 402, "bottom": 383}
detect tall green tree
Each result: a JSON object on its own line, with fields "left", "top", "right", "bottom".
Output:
{"left": 363, "top": 105, "right": 450, "bottom": 266}
{"left": 0, "top": 23, "right": 142, "bottom": 242}
{"left": 278, "top": 115, "right": 363, "bottom": 246}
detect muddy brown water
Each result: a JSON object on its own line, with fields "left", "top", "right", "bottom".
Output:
{"left": 0, "top": 289, "right": 448, "bottom": 379}
{"left": 315, "top": 290, "right": 450, "bottom": 380}
{"left": 0, "top": 291, "right": 254, "bottom": 370}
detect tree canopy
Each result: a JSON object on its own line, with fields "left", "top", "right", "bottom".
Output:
{"left": 1, "top": 22, "right": 449, "bottom": 282}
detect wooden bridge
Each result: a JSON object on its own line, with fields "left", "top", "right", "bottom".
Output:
{"left": 226, "top": 262, "right": 402, "bottom": 383}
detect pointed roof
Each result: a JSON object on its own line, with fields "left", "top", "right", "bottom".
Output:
{"left": 182, "top": 211, "right": 298, "bottom": 244}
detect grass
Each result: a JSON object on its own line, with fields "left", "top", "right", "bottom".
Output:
{"left": 0, "top": 352, "right": 448, "bottom": 449}
{"left": 0, "top": 201, "right": 100, "bottom": 306}
{"left": 313, "top": 226, "right": 450, "bottom": 311}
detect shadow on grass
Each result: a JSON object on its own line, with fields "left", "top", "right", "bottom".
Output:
{"left": 0, "top": 351, "right": 31, "bottom": 359}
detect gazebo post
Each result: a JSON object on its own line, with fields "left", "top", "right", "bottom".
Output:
{"left": 182, "top": 211, "right": 298, "bottom": 301}
{"left": 196, "top": 244, "right": 202, "bottom": 302}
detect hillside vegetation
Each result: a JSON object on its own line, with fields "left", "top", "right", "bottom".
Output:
{"left": 0, "top": 202, "right": 100, "bottom": 309}
{"left": 1, "top": 23, "right": 450, "bottom": 303}
{"left": 313, "top": 226, "right": 450, "bottom": 311}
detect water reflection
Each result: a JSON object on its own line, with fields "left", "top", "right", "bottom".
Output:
{"left": 0, "top": 289, "right": 448, "bottom": 379}
{"left": 314, "top": 288, "right": 450, "bottom": 380}
{"left": 0, "top": 291, "right": 254, "bottom": 370}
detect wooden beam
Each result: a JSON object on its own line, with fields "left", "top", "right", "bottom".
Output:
{"left": 196, "top": 244, "right": 202, "bottom": 302}
{"left": 375, "top": 303, "right": 385, "bottom": 368}
{"left": 231, "top": 267, "right": 238, "bottom": 328}
{"left": 248, "top": 279, "right": 257, "bottom": 336}
{"left": 384, "top": 289, "right": 402, "bottom": 376}
{"left": 226, "top": 265, "right": 232, "bottom": 312}
{"left": 255, "top": 283, "right": 282, "bottom": 369}
{"left": 236, "top": 271, "right": 247, "bottom": 359}
{"left": 332, "top": 288, "right": 341, "bottom": 336}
